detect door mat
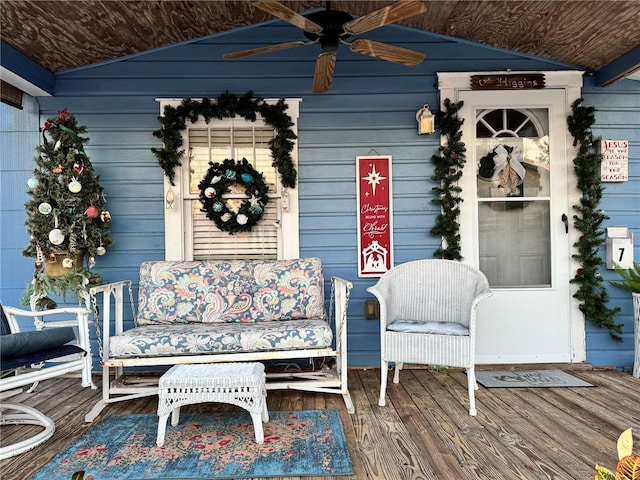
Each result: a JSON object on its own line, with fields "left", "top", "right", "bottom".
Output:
{"left": 30, "top": 409, "right": 353, "bottom": 480}
{"left": 476, "top": 369, "right": 594, "bottom": 388}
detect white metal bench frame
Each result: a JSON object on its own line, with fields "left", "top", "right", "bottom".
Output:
{"left": 86, "top": 275, "right": 354, "bottom": 422}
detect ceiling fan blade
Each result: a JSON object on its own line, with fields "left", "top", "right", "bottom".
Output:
{"left": 342, "top": 0, "right": 427, "bottom": 36}
{"left": 350, "top": 38, "right": 425, "bottom": 66}
{"left": 223, "top": 40, "right": 313, "bottom": 59}
{"left": 254, "top": 0, "right": 323, "bottom": 34}
{"left": 312, "top": 52, "right": 336, "bottom": 94}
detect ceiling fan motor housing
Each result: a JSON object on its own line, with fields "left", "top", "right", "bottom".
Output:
{"left": 303, "top": 9, "right": 354, "bottom": 52}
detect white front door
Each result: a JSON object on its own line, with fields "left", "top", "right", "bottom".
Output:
{"left": 456, "top": 86, "right": 581, "bottom": 364}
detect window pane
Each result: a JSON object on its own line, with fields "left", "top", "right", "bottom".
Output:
{"left": 478, "top": 200, "right": 551, "bottom": 288}
{"left": 476, "top": 137, "right": 550, "bottom": 199}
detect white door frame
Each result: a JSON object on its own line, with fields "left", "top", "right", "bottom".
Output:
{"left": 437, "top": 71, "right": 587, "bottom": 363}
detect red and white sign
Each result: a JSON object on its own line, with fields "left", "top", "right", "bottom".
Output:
{"left": 356, "top": 156, "right": 393, "bottom": 277}
{"left": 600, "top": 139, "right": 628, "bottom": 182}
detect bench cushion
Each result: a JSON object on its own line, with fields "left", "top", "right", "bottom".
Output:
{"left": 137, "top": 258, "right": 325, "bottom": 325}
{"left": 110, "top": 319, "right": 333, "bottom": 357}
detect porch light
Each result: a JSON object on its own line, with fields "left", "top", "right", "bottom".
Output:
{"left": 416, "top": 104, "right": 435, "bottom": 135}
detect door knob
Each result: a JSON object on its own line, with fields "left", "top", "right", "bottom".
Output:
{"left": 561, "top": 214, "right": 568, "bottom": 234}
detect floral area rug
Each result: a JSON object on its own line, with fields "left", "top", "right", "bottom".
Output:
{"left": 30, "top": 410, "right": 353, "bottom": 479}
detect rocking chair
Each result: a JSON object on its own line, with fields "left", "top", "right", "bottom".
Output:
{"left": 0, "top": 302, "right": 94, "bottom": 459}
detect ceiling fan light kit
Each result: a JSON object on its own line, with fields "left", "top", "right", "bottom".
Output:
{"left": 223, "top": 0, "right": 428, "bottom": 93}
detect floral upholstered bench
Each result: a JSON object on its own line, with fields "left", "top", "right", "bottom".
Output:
{"left": 86, "top": 257, "right": 353, "bottom": 421}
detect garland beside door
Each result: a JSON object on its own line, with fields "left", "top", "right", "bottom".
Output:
{"left": 430, "top": 98, "right": 466, "bottom": 260}
{"left": 567, "top": 98, "right": 622, "bottom": 341}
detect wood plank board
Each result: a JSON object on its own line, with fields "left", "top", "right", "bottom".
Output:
{"left": 1, "top": 367, "right": 639, "bottom": 479}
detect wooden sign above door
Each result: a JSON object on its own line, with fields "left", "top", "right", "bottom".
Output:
{"left": 471, "top": 74, "right": 546, "bottom": 90}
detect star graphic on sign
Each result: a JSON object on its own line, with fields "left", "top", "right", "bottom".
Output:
{"left": 362, "top": 165, "right": 386, "bottom": 196}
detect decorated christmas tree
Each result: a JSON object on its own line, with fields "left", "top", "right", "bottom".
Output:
{"left": 22, "top": 108, "right": 112, "bottom": 308}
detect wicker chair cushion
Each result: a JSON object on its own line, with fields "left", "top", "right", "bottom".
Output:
{"left": 110, "top": 318, "right": 333, "bottom": 357}
{"left": 388, "top": 319, "right": 469, "bottom": 336}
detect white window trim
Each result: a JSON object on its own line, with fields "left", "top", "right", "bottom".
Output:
{"left": 156, "top": 98, "right": 301, "bottom": 261}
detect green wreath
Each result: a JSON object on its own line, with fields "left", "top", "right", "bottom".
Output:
{"left": 198, "top": 158, "right": 269, "bottom": 234}
{"left": 152, "top": 91, "right": 297, "bottom": 188}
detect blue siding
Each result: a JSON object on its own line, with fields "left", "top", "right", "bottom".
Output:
{"left": 582, "top": 76, "right": 640, "bottom": 370}
{"left": 1, "top": 22, "right": 638, "bottom": 370}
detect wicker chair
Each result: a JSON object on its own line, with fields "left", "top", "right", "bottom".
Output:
{"left": 367, "top": 259, "right": 492, "bottom": 416}
{"left": 0, "top": 302, "right": 94, "bottom": 459}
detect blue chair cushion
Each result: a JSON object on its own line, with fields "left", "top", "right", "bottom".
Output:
{"left": 0, "top": 327, "right": 76, "bottom": 359}
{"left": 0, "top": 303, "right": 10, "bottom": 336}
{"left": 1, "top": 344, "right": 85, "bottom": 371}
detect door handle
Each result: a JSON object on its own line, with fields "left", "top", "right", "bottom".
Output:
{"left": 561, "top": 214, "right": 568, "bottom": 234}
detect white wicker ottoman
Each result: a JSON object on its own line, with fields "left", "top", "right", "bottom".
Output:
{"left": 156, "top": 362, "right": 268, "bottom": 447}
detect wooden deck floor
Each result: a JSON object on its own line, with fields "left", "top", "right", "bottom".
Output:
{"left": 2, "top": 367, "right": 639, "bottom": 479}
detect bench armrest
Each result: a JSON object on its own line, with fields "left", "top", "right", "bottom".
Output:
{"left": 330, "top": 276, "right": 353, "bottom": 353}
{"left": 2, "top": 305, "right": 91, "bottom": 350}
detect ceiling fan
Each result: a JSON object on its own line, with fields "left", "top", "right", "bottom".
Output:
{"left": 223, "top": 0, "right": 427, "bottom": 93}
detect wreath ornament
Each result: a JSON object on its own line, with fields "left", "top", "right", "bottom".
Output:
{"left": 479, "top": 144, "right": 525, "bottom": 195}
{"left": 198, "top": 158, "right": 269, "bottom": 234}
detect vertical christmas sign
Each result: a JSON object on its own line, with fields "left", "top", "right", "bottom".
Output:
{"left": 356, "top": 156, "right": 393, "bottom": 277}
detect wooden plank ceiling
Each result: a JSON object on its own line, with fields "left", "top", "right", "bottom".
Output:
{"left": 2, "top": 1, "right": 639, "bottom": 78}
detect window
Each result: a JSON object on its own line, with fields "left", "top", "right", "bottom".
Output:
{"left": 159, "top": 99, "right": 300, "bottom": 261}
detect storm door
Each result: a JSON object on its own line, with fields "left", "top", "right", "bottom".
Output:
{"left": 458, "top": 89, "right": 575, "bottom": 363}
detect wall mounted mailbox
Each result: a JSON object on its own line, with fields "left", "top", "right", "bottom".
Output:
{"left": 606, "top": 226, "right": 634, "bottom": 269}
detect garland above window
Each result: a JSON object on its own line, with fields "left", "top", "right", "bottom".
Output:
{"left": 430, "top": 98, "right": 466, "bottom": 260}
{"left": 567, "top": 98, "right": 622, "bottom": 341}
{"left": 152, "top": 91, "right": 297, "bottom": 188}
{"left": 198, "top": 158, "right": 269, "bottom": 235}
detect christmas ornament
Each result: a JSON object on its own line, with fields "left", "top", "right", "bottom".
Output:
{"left": 36, "top": 245, "right": 45, "bottom": 264}
{"left": 73, "top": 155, "right": 85, "bottom": 174}
{"left": 68, "top": 179, "right": 82, "bottom": 193}
{"left": 62, "top": 257, "right": 74, "bottom": 269}
{"left": 204, "top": 187, "right": 216, "bottom": 198}
{"left": 38, "top": 202, "right": 53, "bottom": 215}
{"left": 27, "top": 177, "right": 39, "bottom": 189}
{"left": 48, "top": 228, "right": 65, "bottom": 245}
{"left": 100, "top": 210, "right": 111, "bottom": 228}
{"left": 52, "top": 164, "right": 63, "bottom": 174}
{"left": 96, "top": 246, "right": 106, "bottom": 256}
{"left": 85, "top": 205, "right": 99, "bottom": 218}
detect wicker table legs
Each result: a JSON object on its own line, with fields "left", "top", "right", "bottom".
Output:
{"left": 156, "top": 362, "right": 268, "bottom": 447}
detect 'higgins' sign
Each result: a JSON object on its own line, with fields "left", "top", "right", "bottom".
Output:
{"left": 471, "top": 74, "right": 546, "bottom": 90}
